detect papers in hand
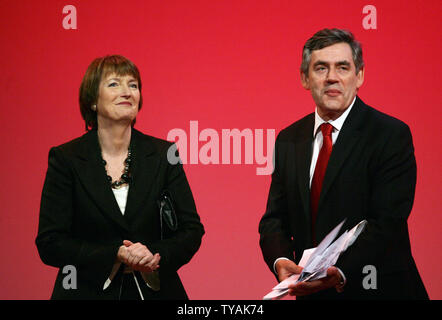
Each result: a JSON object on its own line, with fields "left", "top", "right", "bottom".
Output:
{"left": 263, "top": 219, "right": 367, "bottom": 300}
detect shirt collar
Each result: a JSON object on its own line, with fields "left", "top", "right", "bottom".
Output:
{"left": 313, "top": 96, "right": 356, "bottom": 137}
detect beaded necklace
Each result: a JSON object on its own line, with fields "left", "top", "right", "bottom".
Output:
{"left": 101, "top": 148, "right": 133, "bottom": 189}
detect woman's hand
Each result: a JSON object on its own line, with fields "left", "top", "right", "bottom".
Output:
{"left": 117, "top": 240, "right": 161, "bottom": 273}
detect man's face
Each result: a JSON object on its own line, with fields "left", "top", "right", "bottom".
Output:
{"left": 301, "top": 42, "right": 364, "bottom": 121}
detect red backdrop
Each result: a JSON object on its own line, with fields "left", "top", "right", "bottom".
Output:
{"left": 0, "top": 0, "right": 440, "bottom": 299}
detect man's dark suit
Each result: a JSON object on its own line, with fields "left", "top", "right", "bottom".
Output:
{"left": 259, "top": 96, "right": 428, "bottom": 299}
{"left": 36, "top": 128, "right": 204, "bottom": 299}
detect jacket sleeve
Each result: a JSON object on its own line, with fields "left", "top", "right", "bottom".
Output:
{"left": 148, "top": 144, "right": 205, "bottom": 273}
{"left": 35, "top": 147, "right": 121, "bottom": 290}
{"left": 335, "top": 122, "right": 417, "bottom": 282}
{"left": 258, "top": 134, "right": 294, "bottom": 277}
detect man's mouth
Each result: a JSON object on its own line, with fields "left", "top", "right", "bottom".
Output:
{"left": 324, "top": 89, "right": 341, "bottom": 97}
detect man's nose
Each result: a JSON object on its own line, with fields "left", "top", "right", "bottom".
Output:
{"left": 326, "top": 67, "right": 339, "bottom": 83}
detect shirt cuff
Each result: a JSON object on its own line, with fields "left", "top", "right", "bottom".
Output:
{"left": 273, "top": 257, "right": 291, "bottom": 274}
{"left": 335, "top": 267, "right": 347, "bottom": 292}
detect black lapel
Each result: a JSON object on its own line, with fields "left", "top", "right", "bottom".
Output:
{"left": 70, "top": 129, "right": 131, "bottom": 234}
{"left": 294, "top": 114, "right": 315, "bottom": 221}
{"left": 123, "top": 129, "right": 160, "bottom": 223}
{"left": 317, "top": 97, "right": 366, "bottom": 214}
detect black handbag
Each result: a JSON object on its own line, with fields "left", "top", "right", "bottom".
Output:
{"left": 142, "top": 191, "right": 178, "bottom": 293}
{"left": 157, "top": 190, "right": 178, "bottom": 239}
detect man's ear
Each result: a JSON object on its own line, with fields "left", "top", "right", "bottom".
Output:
{"left": 300, "top": 71, "right": 310, "bottom": 90}
{"left": 356, "top": 67, "right": 365, "bottom": 89}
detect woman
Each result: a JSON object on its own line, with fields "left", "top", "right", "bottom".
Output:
{"left": 36, "top": 55, "right": 204, "bottom": 300}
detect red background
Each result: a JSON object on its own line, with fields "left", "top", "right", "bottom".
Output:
{"left": 0, "top": 0, "right": 440, "bottom": 299}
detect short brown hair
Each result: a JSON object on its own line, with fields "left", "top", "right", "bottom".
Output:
{"left": 79, "top": 55, "right": 143, "bottom": 131}
{"left": 300, "top": 28, "right": 364, "bottom": 76}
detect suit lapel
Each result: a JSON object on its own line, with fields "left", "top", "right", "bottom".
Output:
{"left": 71, "top": 129, "right": 131, "bottom": 234}
{"left": 317, "top": 97, "right": 365, "bottom": 214}
{"left": 294, "top": 114, "right": 315, "bottom": 222}
{"left": 123, "top": 129, "right": 160, "bottom": 223}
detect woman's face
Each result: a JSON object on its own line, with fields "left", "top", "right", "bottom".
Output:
{"left": 96, "top": 73, "right": 140, "bottom": 126}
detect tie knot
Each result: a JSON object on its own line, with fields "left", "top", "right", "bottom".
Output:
{"left": 321, "top": 123, "right": 333, "bottom": 137}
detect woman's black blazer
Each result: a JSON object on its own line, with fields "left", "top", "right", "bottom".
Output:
{"left": 36, "top": 128, "right": 204, "bottom": 299}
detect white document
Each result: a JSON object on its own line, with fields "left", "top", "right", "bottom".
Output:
{"left": 263, "top": 219, "right": 367, "bottom": 300}
{"left": 272, "top": 248, "right": 315, "bottom": 291}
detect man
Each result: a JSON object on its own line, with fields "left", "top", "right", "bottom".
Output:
{"left": 258, "top": 28, "right": 428, "bottom": 299}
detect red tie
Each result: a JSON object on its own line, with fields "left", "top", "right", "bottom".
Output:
{"left": 310, "top": 123, "right": 334, "bottom": 245}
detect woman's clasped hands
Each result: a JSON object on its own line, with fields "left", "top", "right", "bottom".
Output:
{"left": 117, "top": 240, "right": 161, "bottom": 273}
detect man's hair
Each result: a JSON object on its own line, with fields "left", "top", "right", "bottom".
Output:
{"left": 300, "top": 28, "right": 364, "bottom": 76}
{"left": 79, "top": 55, "right": 143, "bottom": 131}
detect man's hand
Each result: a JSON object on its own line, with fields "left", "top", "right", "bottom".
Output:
{"left": 117, "top": 240, "right": 161, "bottom": 273}
{"left": 275, "top": 259, "right": 303, "bottom": 282}
{"left": 287, "top": 266, "right": 343, "bottom": 296}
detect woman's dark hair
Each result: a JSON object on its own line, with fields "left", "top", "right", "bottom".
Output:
{"left": 79, "top": 55, "right": 143, "bottom": 131}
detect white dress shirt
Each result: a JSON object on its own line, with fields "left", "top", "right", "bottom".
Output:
{"left": 309, "top": 97, "right": 355, "bottom": 186}
{"left": 103, "top": 185, "right": 147, "bottom": 300}
{"left": 273, "top": 97, "right": 357, "bottom": 287}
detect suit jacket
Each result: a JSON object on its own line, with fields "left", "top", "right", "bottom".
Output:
{"left": 36, "top": 128, "right": 204, "bottom": 300}
{"left": 259, "top": 97, "right": 428, "bottom": 299}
